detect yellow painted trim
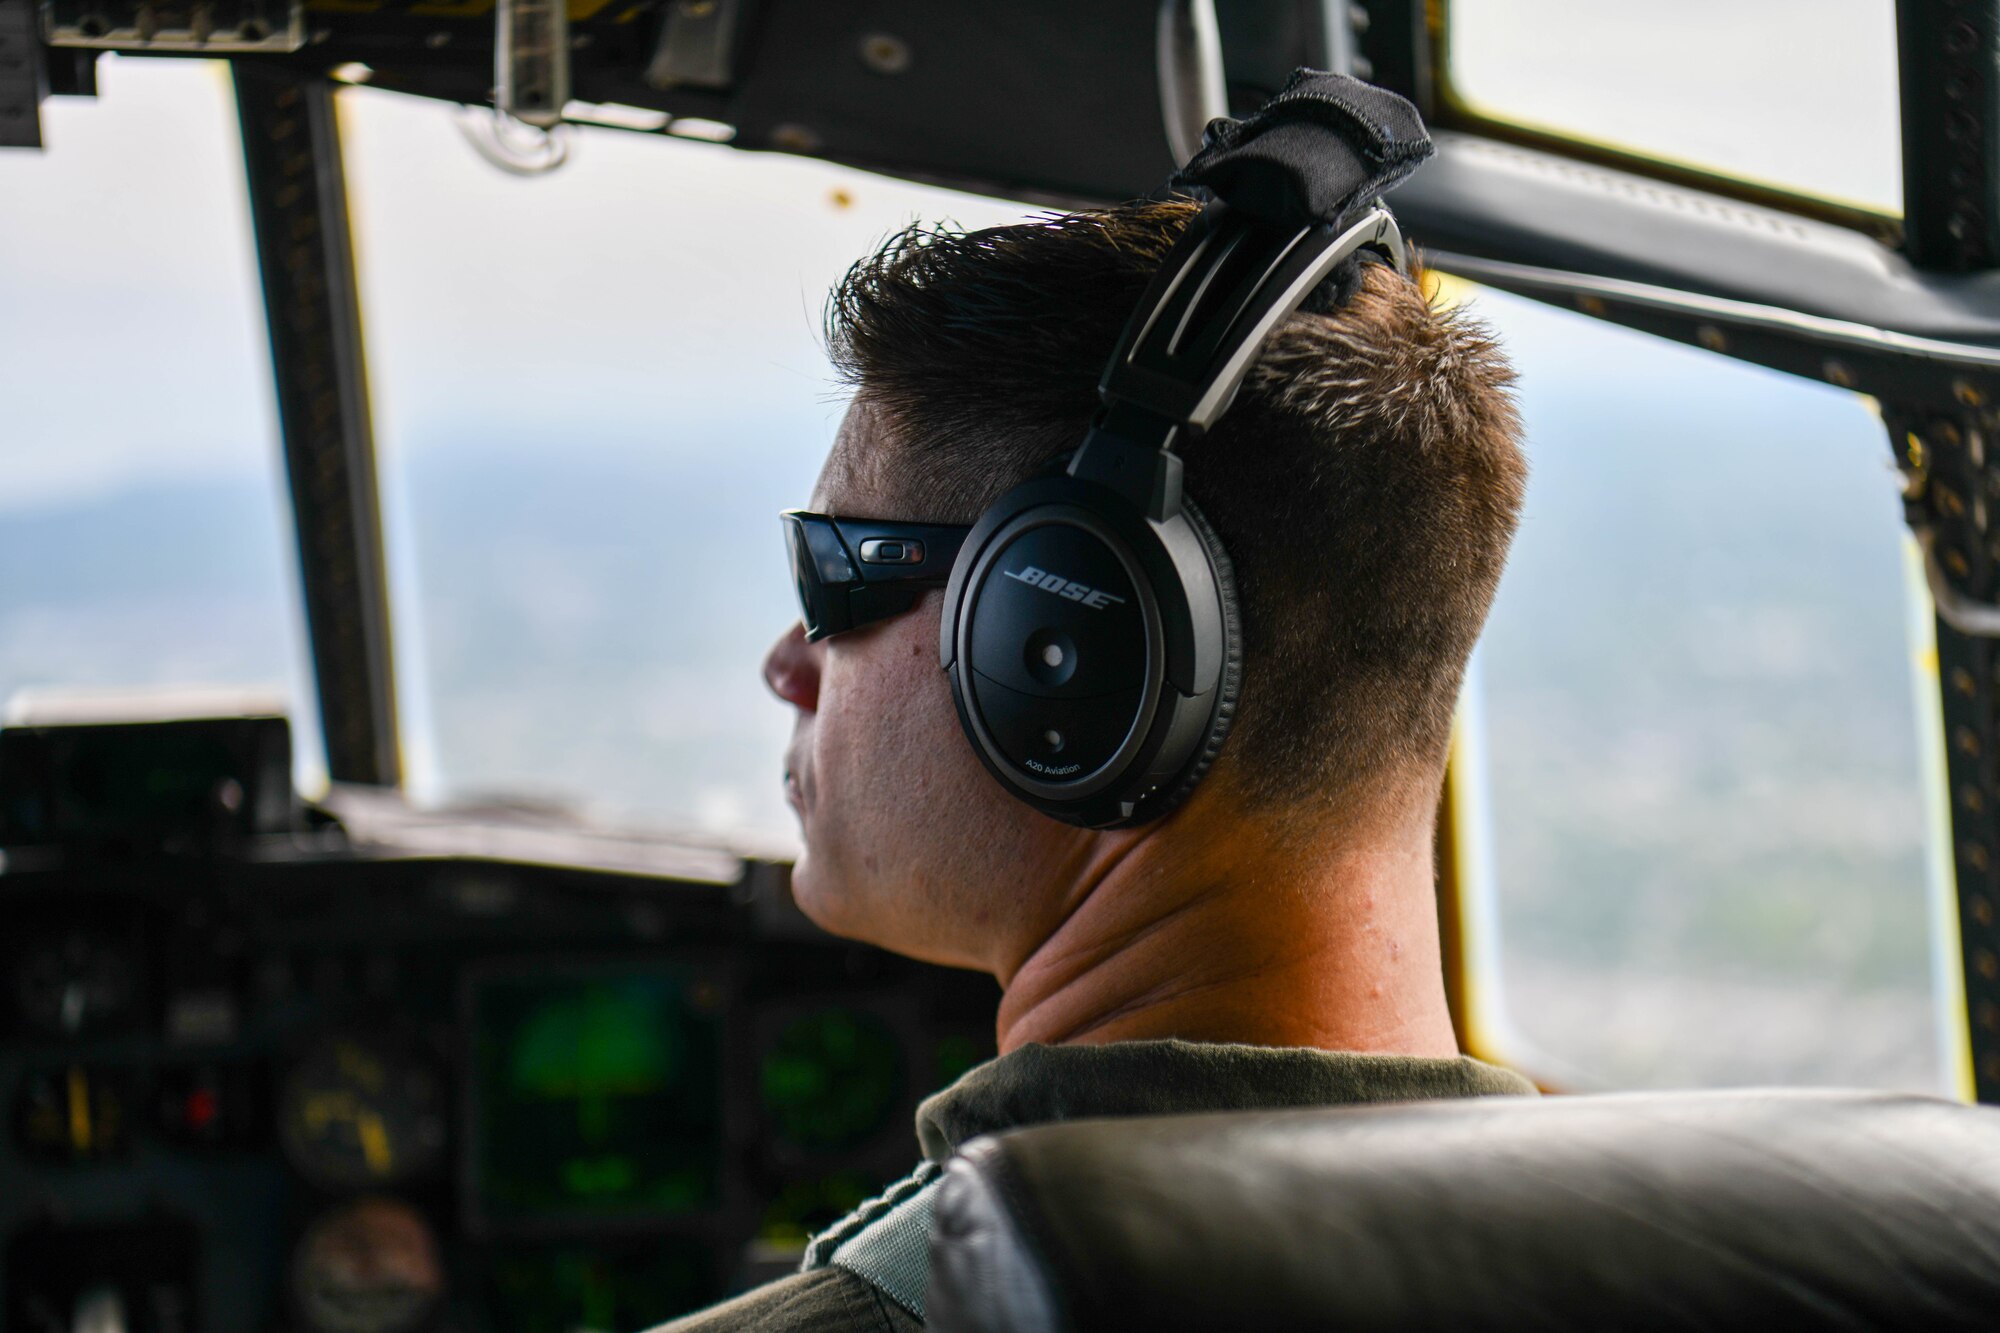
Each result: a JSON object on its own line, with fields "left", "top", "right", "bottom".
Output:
{"left": 1441, "top": 704, "right": 1499, "bottom": 1052}
{"left": 1438, "top": 657, "right": 1545, "bottom": 1079}
{"left": 1905, "top": 533, "right": 1979, "bottom": 1103}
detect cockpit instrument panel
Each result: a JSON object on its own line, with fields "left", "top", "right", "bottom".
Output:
{"left": 0, "top": 727, "right": 998, "bottom": 1331}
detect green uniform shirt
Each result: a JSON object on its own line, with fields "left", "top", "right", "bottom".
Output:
{"left": 650, "top": 1039, "right": 1536, "bottom": 1332}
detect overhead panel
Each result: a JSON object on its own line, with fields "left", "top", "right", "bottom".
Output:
{"left": 43, "top": 0, "right": 305, "bottom": 52}
{"left": 723, "top": 0, "right": 1165, "bottom": 202}
{"left": 25, "top": 1, "right": 1327, "bottom": 203}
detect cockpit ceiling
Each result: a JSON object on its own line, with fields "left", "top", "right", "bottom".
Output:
{"left": 26, "top": 0, "right": 2000, "bottom": 352}
{"left": 76, "top": 0, "right": 1225, "bottom": 204}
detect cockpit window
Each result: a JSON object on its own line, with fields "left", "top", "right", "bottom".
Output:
{"left": 336, "top": 86, "right": 1023, "bottom": 850}
{"left": 0, "top": 58, "right": 321, "bottom": 784}
{"left": 1448, "top": 278, "right": 1944, "bottom": 1093}
{"left": 1444, "top": 0, "right": 1902, "bottom": 219}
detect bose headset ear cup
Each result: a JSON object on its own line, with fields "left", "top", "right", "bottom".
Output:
{"left": 1133, "top": 495, "right": 1242, "bottom": 822}
{"left": 938, "top": 469, "right": 1233, "bottom": 829}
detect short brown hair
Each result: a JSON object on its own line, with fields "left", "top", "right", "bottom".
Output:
{"left": 826, "top": 200, "right": 1525, "bottom": 820}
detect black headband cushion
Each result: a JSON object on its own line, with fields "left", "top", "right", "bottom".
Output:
{"left": 1171, "top": 69, "right": 1434, "bottom": 228}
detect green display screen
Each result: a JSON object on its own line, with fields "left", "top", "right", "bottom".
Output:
{"left": 471, "top": 969, "right": 723, "bottom": 1224}
{"left": 760, "top": 1008, "right": 903, "bottom": 1154}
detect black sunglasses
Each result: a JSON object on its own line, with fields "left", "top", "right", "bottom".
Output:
{"left": 782, "top": 509, "right": 971, "bottom": 642}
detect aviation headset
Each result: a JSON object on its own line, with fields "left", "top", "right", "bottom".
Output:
{"left": 938, "top": 71, "right": 1436, "bottom": 828}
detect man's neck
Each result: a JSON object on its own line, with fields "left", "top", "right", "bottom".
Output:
{"left": 993, "top": 794, "right": 1460, "bottom": 1058}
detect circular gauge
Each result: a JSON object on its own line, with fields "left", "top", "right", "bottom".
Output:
{"left": 291, "top": 1197, "right": 444, "bottom": 1333}
{"left": 280, "top": 1036, "right": 446, "bottom": 1190}
{"left": 760, "top": 1008, "right": 903, "bottom": 1154}
{"left": 14, "top": 931, "right": 138, "bottom": 1037}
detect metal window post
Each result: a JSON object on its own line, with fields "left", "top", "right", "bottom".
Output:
{"left": 234, "top": 65, "right": 402, "bottom": 787}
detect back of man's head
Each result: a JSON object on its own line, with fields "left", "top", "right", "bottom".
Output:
{"left": 825, "top": 199, "right": 1527, "bottom": 828}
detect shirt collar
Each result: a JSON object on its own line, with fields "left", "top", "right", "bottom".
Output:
{"left": 915, "top": 1038, "right": 1537, "bottom": 1161}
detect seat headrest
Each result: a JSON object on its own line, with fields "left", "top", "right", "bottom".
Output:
{"left": 925, "top": 1088, "right": 2000, "bottom": 1332}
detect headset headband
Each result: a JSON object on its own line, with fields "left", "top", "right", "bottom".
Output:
{"left": 1067, "top": 71, "right": 1432, "bottom": 515}
{"left": 1092, "top": 202, "right": 1405, "bottom": 452}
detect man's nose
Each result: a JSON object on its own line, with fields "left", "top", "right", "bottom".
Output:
{"left": 763, "top": 622, "right": 821, "bottom": 712}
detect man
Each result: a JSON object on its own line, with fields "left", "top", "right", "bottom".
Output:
{"left": 660, "top": 192, "right": 1531, "bottom": 1330}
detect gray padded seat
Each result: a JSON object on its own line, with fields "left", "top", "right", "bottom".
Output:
{"left": 925, "top": 1088, "right": 2000, "bottom": 1332}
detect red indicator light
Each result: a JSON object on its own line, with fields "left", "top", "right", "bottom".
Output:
{"left": 184, "top": 1088, "right": 219, "bottom": 1131}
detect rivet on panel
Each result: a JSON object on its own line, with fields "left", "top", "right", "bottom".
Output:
{"left": 1956, "top": 725, "right": 1982, "bottom": 757}
{"left": 859, "top": 32, "right": 912, "bottom": 74}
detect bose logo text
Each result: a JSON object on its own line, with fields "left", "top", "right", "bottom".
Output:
{"left": 1003, "top": 566, "right": 1127, "bottom": 610}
